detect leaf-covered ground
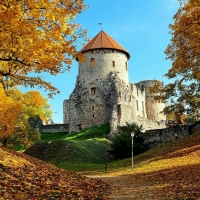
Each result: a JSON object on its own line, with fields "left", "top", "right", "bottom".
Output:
{"left": 89, "top": 132, "right": 200, "bottom": 199}
{"left": 0, "top": 146, "right": 109, "bottom": 200}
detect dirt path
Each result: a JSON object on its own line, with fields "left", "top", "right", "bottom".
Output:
{"left": 87, "top": 162, "right": 200, "bottom": 199}
{"left": 89, "top": 175, "right": 154, "bottom": 200}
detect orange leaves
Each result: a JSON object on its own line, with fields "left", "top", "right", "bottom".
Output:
{"left": 0, "top": 87, "right": 51, "bottom": 147}
{"left": 0, "top": 146, "right": 109, "bottom": 199}
{"left": 0, "top": 0, "right": 88, "bottom": 95}
{"left": 96, "top": 132, "right": 200, "bottom": 199}
{"left": 0, "top": 86, "right": 21, "bottom": 139}
{"left": 158, "top": 2, "right": 200, "bottom": 121}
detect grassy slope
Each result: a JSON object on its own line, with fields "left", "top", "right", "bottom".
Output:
{"left": 102, "top": 131, "right": 200, "bottom": 199}
{"left": 106, "top": 131, "right": 200, "bottom": 175}
{"left": 53, "top": 131, "right": 199, "bottom": 175}
{"left": 31, "top": 125, "right": 200, "bottom": 179}
{"left": 25, "top": 124, "right": 113, "bottom": 166}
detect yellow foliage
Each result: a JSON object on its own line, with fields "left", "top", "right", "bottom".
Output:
{"left": 0, "top": 86, "right": 21, "bottom": 139}
{"left": 0, "top": 86, "right": 51, "bottom": 147}
{"left": 151, "top": 2, "right": 200, "bottom": 121}
{"left": 0, "top": 0, "right": 87, "bottom": 95}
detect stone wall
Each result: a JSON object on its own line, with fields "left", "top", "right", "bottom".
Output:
{"left": 63, "top": 46, "right": 166, "bottom": 133}
{"left": 41, "top": 124, "right": 69, "bottom": 133}
{"left": 144, "top": 121, "right": 200, "bottom": 149}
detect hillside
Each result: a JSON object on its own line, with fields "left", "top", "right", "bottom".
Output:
{"left": 25, "top": 124, "right": 114, "bottom": 167}
{"left": 92, "top": 131, "right": 200, "bottom": 199}
{"left": 0, "top": 145, "right": 109, "bottom": 199}
{"left": 1, "top": 127, "right": 200, "bottom": 199}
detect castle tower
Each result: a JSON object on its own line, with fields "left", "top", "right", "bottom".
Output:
{"left": 63, "top": 31, "right": 131, "bottom": 132}
{"left": 137, "top": 80, "right": 166, "bottom": 121}
{"left": 78, "top": 31, "right": 130, "bottom": 85}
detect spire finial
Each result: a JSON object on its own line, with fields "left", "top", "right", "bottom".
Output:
{"left": 98, "top": 23, "right": 103, "bottom": 31}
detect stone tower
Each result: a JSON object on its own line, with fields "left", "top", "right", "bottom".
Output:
{"left": 63, "top": 31, "right": 166, "bottom": 133}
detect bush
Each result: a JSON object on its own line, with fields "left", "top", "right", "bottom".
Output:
{"left": 111, "top": 123, "right": 149, "bottom": 160}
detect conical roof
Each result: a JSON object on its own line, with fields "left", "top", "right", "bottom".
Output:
{"left": 80, "top": 31, "right": 130, "bottom": 59}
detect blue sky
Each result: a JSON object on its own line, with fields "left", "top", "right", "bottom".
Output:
{"left": 36, "top": 0, "right": 180, "bottom": 123}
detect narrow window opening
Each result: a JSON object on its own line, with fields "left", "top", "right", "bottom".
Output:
{"left": 91, "top": 106, "right": 95, "bottom": 111}
{"left": 131, "top": 84, "right": 133, "bottom": 91}
{"left": 142, "top": 101, "right": 144, "bottom": 117}
{"left": 112, "top": 61, "right": 115, "bottom": 68}
{"left": 91, "top": 87, "right": 96, "bottom": 96}
{"left": 90, "top": 58, "right": 95, "bottom": 68}
{"left": 125, "top": 61, "right": 128, "bottom": 71}
{"left": 117, "top": 104, "right": 121, "bottom": 124}
{"left": 136, "top": 100, "right": 139, "bottom": 111}
{"left": 92, "top": 114, "right": 95, "bottom": 118}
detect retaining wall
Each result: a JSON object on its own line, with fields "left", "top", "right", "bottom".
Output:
{"left": 145, "top": 121, "right": 200, "bottom": 149}
{"left": 41, "top": 124, "right": 69, "bottom": 133}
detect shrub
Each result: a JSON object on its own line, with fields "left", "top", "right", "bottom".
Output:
{"left": 111, "top": 122, "right": 149, "bottom": 160}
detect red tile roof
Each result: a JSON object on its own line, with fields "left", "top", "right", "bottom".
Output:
{"left": 80, "top": 31, "right": 130, "bottom": 59}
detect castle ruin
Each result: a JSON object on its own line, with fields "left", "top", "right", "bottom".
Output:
{"left": 63, "top": 31, "right": 166, "bottom": 133}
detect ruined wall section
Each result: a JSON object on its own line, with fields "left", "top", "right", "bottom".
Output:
{"left": 109, "top": 73, "right": 149, "bottom": 133}
{"left": 109, "top": 77, "right": 166, "bottom": 133}
{"left": 63, "top": 72, "right": 120, "bottom": 133}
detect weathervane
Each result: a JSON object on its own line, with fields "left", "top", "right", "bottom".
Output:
{"left": 98, "top": 23, "right": 103, "bottom": 30}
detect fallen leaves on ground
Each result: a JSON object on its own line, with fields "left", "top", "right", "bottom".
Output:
{"left": 91, "top": 132, "right": 200, "bottom": 200}
{"left": 0, "top": 146, "right": 109, "bottom": 200}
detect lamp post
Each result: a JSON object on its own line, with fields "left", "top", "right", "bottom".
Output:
{"left": 131, "top": 131, "right": 135, "bottom": 171}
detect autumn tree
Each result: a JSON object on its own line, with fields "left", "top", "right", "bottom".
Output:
{"left": 1, "top": 87, "right": 52, "bottom": 148}
{"left": 0, "top": 0, "right": 87, "bottom": 97}
{"left": 151, "top": 1, "right": 200, "bottom": 123}
{"left": 0, "top": 86, "right": 21, "bottom": 142}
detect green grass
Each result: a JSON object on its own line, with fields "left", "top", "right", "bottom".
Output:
{"left": 25, "top": 124, "right": 113, "bottom": 165}
{"left": 27, "top": 124, "right": 200, "bottom": 177}
{"left": 40, "top": 132, "right": 68, "bottom": 141}
{"left": 41, "top": 124, "right": 110, "bottom": 141}
{"left": 51, "top": 131, "right": 200, "bottom": 175}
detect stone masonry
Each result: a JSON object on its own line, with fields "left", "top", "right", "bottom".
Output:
{"left": 63, "top": 31, "right": 166, "bottom": 133}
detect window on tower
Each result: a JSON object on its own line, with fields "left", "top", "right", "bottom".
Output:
{"left": 112, "top": 61, "right": 115, "bottom": 68}
{"left": 91, "top": 87, "right": 96, "bottom": 96}
{"left": 136, "top": 100, "right": 139, "bottom": 111}
{"left": 125, "top": 61, "right": 128, "bottom": 71}
{"left": 90, "top": 58, "right": 95, "bottom": 68}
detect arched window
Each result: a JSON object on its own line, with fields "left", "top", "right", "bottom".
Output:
{"left": 90, "top": 58, "right": 95, "bottom": 68}
{"left": 112, "top": 61, "right": 115, "bottom": 68}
